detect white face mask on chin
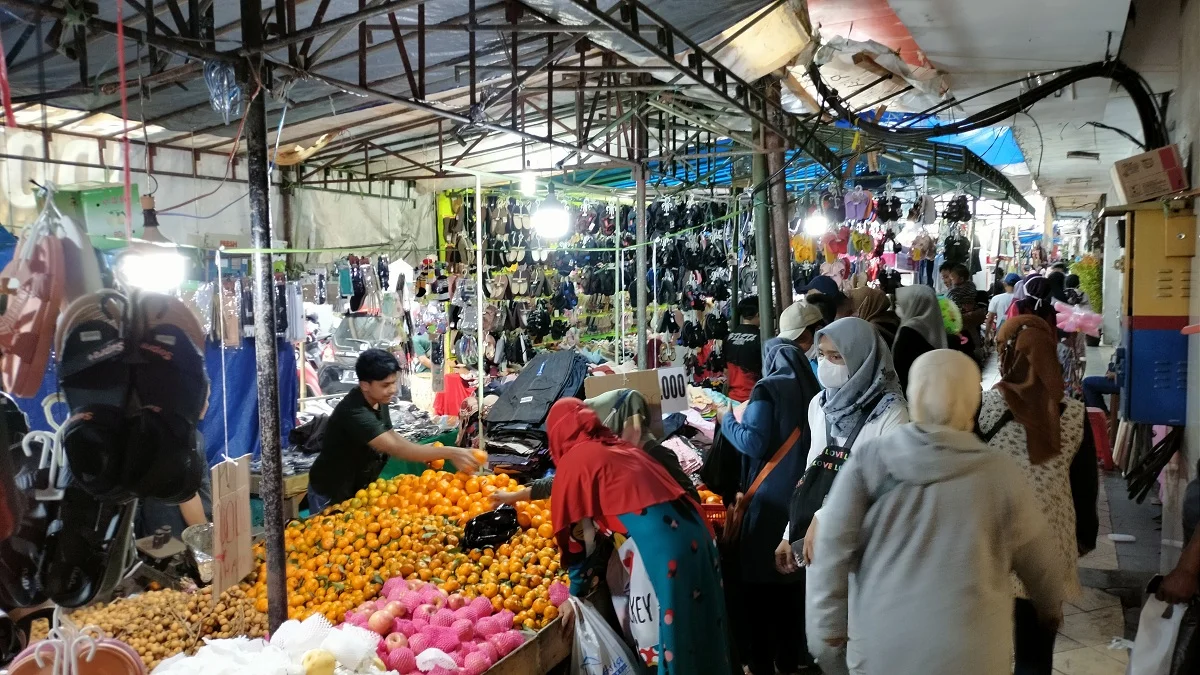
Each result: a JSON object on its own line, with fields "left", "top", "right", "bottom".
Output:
{"left": 817, "top": 358, "right": 850, "bottom": 389}
{"left": 805, "top": 343, "right": 820, "bottom": 361}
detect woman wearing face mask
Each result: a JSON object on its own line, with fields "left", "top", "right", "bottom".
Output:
{"left": 978, "top": 317, "right": 1098, "bottom": 674}
{"left": 891, "top": 285, "right": 948, "bottom": 390}
{"left": 718, "top": 339, "right": 823, "bottom": 675}
{"left": 780, "top": 317, "right": 908, "bottom": 675}
{"left": 806, "top": 350, "right": 1064, "bottom": 675}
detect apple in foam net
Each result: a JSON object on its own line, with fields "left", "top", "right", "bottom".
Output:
{"left": 385, "top": 633, "right": 408, "bottom": 651}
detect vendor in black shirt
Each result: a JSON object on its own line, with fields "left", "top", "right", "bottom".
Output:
{"left": 725, "top": 296, "right": 764, "bottom": 402}
{"left": 307, "top": 349, "right": 481, "bottom": 512}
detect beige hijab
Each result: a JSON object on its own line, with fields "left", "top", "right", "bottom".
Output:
{"left": 907, "top": 349, "right": 982, "bottom": 432}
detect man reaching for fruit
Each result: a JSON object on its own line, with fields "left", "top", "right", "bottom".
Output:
{"left": 307, "top": 349, "right": 481, "bottom": 512}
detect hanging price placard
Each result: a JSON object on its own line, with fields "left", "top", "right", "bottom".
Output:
{"left": 657, "top": 366, "right": 688, "bottom": 415}
{"left": 211, "top": 454, "right": 253, "bottom": 605}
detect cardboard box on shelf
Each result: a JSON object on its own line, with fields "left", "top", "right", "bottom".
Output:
{"left": 1111, "top": 145, "right": 1190, "bottom": 203}
{"left": 584, "top": 368, "right": 667, "bottom": 437}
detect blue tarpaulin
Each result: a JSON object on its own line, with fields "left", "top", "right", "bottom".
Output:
{"left": 199, "top": 337, "right": 298, "bottom": 466}
{"left": 839, "top": 112, "right": 1027, "bottom": 167}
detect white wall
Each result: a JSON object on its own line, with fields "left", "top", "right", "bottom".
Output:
{"left": 0, "top": 129, "right": 435, "bottom": 266}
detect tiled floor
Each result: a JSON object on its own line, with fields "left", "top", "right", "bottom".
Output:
{"left": 1054, "top": 590, "right": 1128, "bottom": 674}
{"left": 1057, "top": 463, "right": 1130, "bottom": 674}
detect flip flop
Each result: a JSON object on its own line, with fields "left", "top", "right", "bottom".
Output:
{"left": 60, "top": 406, "right": 132, "bottom": 504}
{"left": 0, "top": 429, "right": 58, "bottom": 609}
{"left": 494, "top": 203, "right": 509, "bottom": 236}
{"left": 40, "top": 477, "right": 137, "bottom": 608}
{"left": 122, "top": 294, "right": 207, "bottom": 503}
{"left": 0, "top": 230, "right": 65, "bottom": 398}
{"left": 56, "top": 291, "right": 130, "bottom": 412}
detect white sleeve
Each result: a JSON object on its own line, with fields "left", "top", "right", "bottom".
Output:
{"left": 987, "top": 295, "right": 1002, "bottom": 314}
{"left": 782, "top": 523, "right": 790, "bottom": 541}
{"left": 806, "top": 396, "right": 826, "bottom": 468}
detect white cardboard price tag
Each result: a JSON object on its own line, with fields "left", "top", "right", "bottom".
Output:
{"left": 657, "top": 366, "right": 688, "bottom": 415}
{"left": 211, "top": 454, "right": 253, "bottom": 603}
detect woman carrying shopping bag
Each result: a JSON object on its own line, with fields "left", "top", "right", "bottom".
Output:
{"left": 549, "top": 398, "right": 735, "bottom": 675}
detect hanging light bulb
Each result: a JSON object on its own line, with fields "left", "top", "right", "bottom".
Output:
{"left": 804, "top": 212, "right": 829, "bottom": 236}
{"left": 532, "top": 183, "right": 569, "bottom": 240}
{"left": 114, "top": 194, "right": 188, "bottom": 292}
{"left": 520, "top": 163, "right": 537, "bottom": 198}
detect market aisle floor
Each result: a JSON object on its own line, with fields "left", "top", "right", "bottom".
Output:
{"left": 1057, "top": 484, "right": 1128, "bottom": 674}
{"left": 1053, "top": 345, "right": 1128, "bottom": 673}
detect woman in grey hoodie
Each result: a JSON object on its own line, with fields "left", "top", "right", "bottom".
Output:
{"left": 806, "top": 349, "right": 1064, "bottom": 675}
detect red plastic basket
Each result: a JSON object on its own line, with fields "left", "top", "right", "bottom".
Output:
{"left": 701, "top": 503, "right": 726, "bottom": 530}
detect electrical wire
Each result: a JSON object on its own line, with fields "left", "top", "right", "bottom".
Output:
{"left": 160, "top": 100, "right": 290, "bottom": 219}
{"left": 1019, "top": 111, "right": 1044, "bottom": 181}
{"left": 807, "top": 60, "right": 1168, "bottom": 150}
{"left": 1084, "top": 120, "right": 1146, "bottom": 150}
{"left": 157, "top": 83, "right": 261, "bottom": 212}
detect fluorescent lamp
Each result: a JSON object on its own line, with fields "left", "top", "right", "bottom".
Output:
{"left": 520, "top": 171, "right": 537, "bottom": 197}
{"left": 804, "top": 212, "right": 829, "bottom": 236}
{"left": 532, "top": 183, "right": 569, "bottom": 240}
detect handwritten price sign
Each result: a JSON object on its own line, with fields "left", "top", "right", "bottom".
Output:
{"left": 211, "top": 455, "right": 253, "bottom": 606}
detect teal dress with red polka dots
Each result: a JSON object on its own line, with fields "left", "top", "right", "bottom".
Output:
{"left": 565, "top": 499, "right": 736, "bottom": 675}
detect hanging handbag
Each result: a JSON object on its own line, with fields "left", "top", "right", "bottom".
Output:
{"left": 723, "top": 425, "right": 801, "bottom": 545}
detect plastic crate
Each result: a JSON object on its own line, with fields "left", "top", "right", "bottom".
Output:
{"left": 701, "top": 503, "right": 726, "bottom": 530}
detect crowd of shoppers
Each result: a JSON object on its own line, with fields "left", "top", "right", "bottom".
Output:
{"left": 536, "top": 265, "right": 1118, "bottom": 675}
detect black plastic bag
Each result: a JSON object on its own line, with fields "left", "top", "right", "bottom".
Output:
{"left": 1173, "top": 599, "right": 1200, "bottom": 675}
{"left": 463, "top": 505, "right": 521, "bottom": 550}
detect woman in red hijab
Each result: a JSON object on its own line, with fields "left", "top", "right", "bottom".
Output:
{"left": 548, "top": 398, "right": 735, "bottom": 674}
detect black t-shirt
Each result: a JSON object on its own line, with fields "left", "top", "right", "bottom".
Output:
{"left": 309, "top": 388, "right": 393, "bottom": 503}
{"left": 725, "top": 326, "right": 762, "bottom": 401}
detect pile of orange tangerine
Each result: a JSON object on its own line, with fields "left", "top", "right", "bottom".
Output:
{"left": 246, "top": 470, "right": 566, "bottom": 631}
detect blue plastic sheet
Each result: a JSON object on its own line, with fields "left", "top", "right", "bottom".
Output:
{"left": 199, "top": 338, "right": 298, "bottom": 465}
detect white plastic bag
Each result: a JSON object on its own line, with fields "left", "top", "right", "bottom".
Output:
{"left": 569, "top": 597, "right": 640, "bottom": 675}
{"left": 615, "top": 537, "right": 660, "bottom": 667}
{"left": 1128, "top": 596, "right": 1186, "bottom": 675}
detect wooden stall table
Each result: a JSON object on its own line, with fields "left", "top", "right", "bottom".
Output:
{"left": 250, "top": 472, "right": 309, "bottom": 521}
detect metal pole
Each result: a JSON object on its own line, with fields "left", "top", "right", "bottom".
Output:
{"left": 752, "top": 122, "right": 774, "bottom": 339}
{"left": 475, "top": 177, "right": 485, "bottom": 455}
{"left": 730, "top": 199, "right": 741, "bottom": 322}
{"left": 766, "top": 81, "right": 793, "bottom": 316}
{"left": 635, "top": 165, "right": 648, "bottom": 369}
{"left": 240, "top": 0, "right": 285, "bottom": 633}
{"left": 615, "top": 227, "right": 623, "bottom": 365}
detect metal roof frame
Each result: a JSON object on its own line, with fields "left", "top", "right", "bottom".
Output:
{"left": 0, "top": 0, "right": 1028, "bottom": 211}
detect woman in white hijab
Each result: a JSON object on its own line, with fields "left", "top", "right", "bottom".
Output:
{"left": 806, "top": 350, "right": 1064, "bottom": 675}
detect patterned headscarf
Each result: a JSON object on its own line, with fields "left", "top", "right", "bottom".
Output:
{"left": 816, "top": 317, "right": 905, "bottom": 437}
{"left": 996, "top": 316, "right": 1064, "bottom": 464}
